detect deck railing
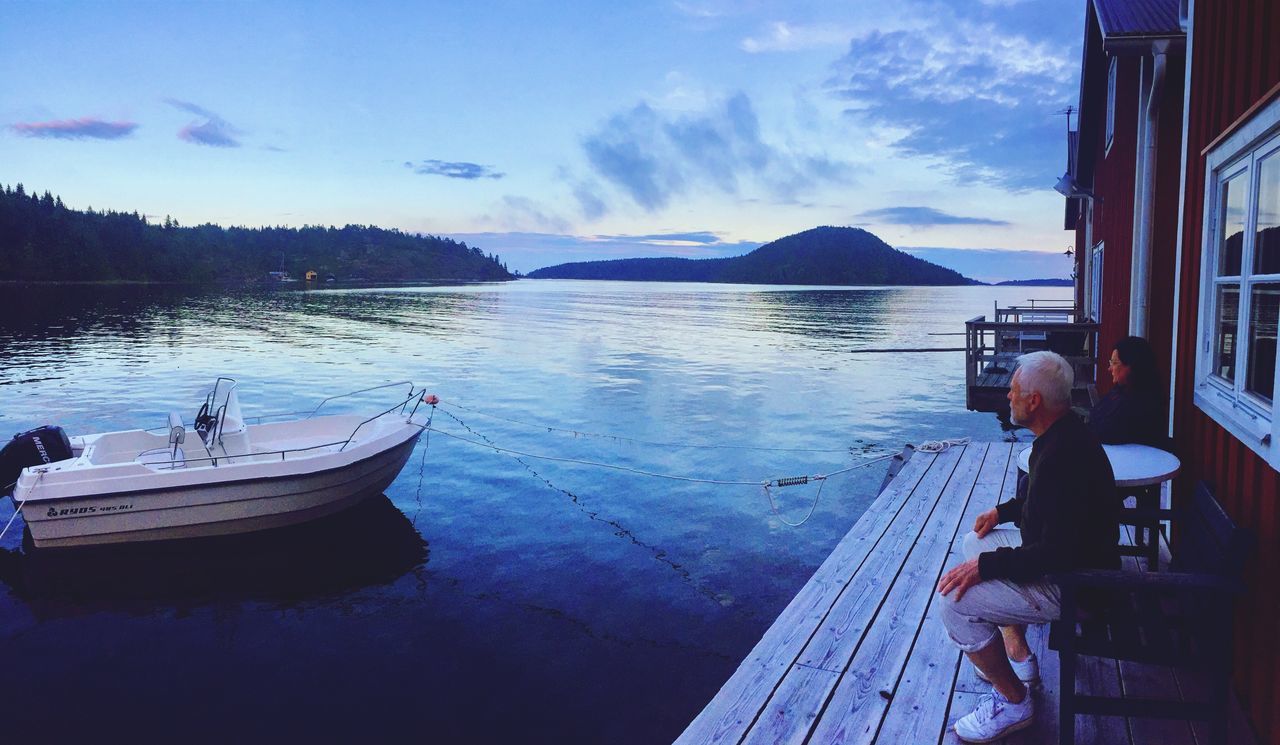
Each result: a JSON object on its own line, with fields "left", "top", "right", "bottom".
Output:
{"left": 965, "top": 314, "right": 1100, "bottom": 409}
{"left": 993, "top": 300, "right": 1084, "bottom": 325}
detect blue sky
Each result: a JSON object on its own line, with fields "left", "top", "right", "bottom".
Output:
{"left": 0, "top": 0, "right": 1083, "bottom": 282}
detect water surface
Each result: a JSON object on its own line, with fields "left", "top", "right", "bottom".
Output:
{"left": 0, "top": 280, "right": 1058, "bottom": 742}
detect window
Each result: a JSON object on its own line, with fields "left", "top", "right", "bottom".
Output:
{"left": 1196, "top": 95, "right": 1280, "bottom": 465}
{"left": 1089, "top": 241, "right": 1104, "bottom": 322}
{"left": 1105, "top": 57, "right": 1117, "bottom": 153}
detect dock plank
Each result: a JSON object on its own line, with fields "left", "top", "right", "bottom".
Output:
{"left": 1115, "top": 525, "right": 1197, "bottom": 745}
{"left": 674, "top": 449, "right": 939, "bottom": 745}
{"left": 877, "top": 443, "right": 1013, "bottom": 745}
{"left": 740, "top": 446, "right": 966, "bottom": 745}
{"left": 803, "top": 444, "right": 989, "bottom": 744}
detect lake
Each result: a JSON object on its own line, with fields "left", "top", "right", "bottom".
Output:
{"left": 0, "top": 280, "right": 1061, "bottom": 742}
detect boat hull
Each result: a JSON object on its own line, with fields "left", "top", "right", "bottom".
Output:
{"left": 20, "top": 432, "right": 421, "bottom": 549}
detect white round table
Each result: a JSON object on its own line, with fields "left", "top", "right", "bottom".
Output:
{"left": 1017, "top": 443, "right": 1180, "bottom": 487}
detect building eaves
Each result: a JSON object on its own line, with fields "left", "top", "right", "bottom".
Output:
{"left": 1093, "top": 0, "right": 1183, "bottom": 47}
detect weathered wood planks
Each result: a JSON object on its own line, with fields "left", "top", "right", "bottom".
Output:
{"left": 675, "top": 446, "right": 940, "bottom": 745}
{"left": 674, "top": 442, "right": 1256, "bottom": 745}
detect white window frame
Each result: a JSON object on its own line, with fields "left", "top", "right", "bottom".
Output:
{"left": 1105, "top": 57, "right": 1117, "bottom": 155}
{"left": 1194, "top": 94, "right": 1280, "bottom": 467}
{"left": 1089, "top": 241, "right": 1104, "bottom": 322}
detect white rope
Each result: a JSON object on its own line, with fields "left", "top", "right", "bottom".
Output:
{"left": 915, "top": 437, "right": 971, "bottom": 453}
{"left": 438, "top": 400, "right": 878, "bottom": 455}
{"left": 0, "top": 497, "right": 24, "bottom": 541}
{"left": 428, "top": 409, "right": 966, "bottom": 529}
{"left": 0, "top": 469, "right": 41, "bottom": 542}
{"left": 425, "top": 426, "right": 772, "bottom": 486}
{"left": 427, "top": 421, "right": 905, "bottom": 530}
{"left": 761, "top": 452, "right": 901, "bottom": 527}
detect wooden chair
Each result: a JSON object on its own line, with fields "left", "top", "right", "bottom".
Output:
{"left": 1117, "top": 484, "right": 1170, "bottom": 570}
{"left": 1049, "top": 481, "right": 1253, "bottom": 745}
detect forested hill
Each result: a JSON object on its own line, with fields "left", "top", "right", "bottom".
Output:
{"left": 527, "top": 226, "right": 980, "bottom": 285}
{"left": 0, "top": 184, "right": 514, "bottom": 283}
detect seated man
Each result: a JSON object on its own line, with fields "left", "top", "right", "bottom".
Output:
{"left": 937, "top": 350, "right": 1118, "bottom": 742}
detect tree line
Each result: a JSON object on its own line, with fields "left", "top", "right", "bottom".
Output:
{"left": 0, "top": 183, "right": 514, "bottom": 283}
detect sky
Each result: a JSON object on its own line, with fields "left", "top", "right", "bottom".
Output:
{"left": 0, "top": 0, "right": 1084, "bottom": 282}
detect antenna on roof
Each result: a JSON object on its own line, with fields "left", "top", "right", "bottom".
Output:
{"left": 1056, "top": 105, "right": 1077, "bottom": 133}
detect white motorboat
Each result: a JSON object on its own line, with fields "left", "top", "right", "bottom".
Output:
{"left": 1, "top": 379, "right": 435, "bottom": 548}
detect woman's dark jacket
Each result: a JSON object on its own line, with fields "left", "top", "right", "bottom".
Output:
{"left": 1089, "top": 385, "right": 1165, "bottom": 447}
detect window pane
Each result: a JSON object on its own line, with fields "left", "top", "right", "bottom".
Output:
{"left": 1215, "top": 285, "right": 1240, "bottom": 381}
{"left": 1219, "top": 172, "right": 1247, "bottom": 276}
{"left": 1256, "top": 150, "right": 1280, "bottom": 275}
{"left": 1247, "top": 284, "right": 1279, "bottom": 402}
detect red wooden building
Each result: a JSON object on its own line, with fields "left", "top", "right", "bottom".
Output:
{"left": 1067, "top": 0, "right": 1280, "bottom": 741}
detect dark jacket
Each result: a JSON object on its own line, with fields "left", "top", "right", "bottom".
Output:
{"left": 979, "top": 412, "right": 1119, "bottom": 583}
{"left": 1089, "top": 385, "right": 1166, "bottom": 447}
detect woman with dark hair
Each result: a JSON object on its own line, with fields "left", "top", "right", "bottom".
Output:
{"left": 1089, "top": 335, "right": 1166, "bottom": 446}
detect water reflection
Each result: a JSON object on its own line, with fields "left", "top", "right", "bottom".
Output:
{"left": 0, "top": 495, "right": 426, "bottom": 614}
{"left": 0, "top": 280, "right": 1062, "bottom": 744}
{"left": 744, "top": 289, "right": 893, "bottom": 341}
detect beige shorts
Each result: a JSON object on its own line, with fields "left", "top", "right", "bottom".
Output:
{"left": 938, "top": 528, "right": 1062, "bottom": 653}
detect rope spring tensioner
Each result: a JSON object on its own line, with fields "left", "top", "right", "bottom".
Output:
{"left": 773, "top": 475, "right": 812, "bottom": 488}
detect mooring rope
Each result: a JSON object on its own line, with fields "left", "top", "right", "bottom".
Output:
{"left": 424, "top": 425, "right": 777, "bottom": 486}
{"left": 410, "top": 405, "right": 436, "bottom": 527}
{"left": 0, "top": 470, "right": 41, "bottom": 542}
{"left": 437, "top": 400, "right": 879, "bottom": 455}
{"left": 426, "top": 412, "right": 907, "bottom": 528}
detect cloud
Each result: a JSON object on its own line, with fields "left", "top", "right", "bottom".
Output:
{"left": 857, "top": 206, "right": 1010, "bottom": 226}
{"left": 593, "top": 231, "right": 725, "bottom": 244}
{"left": 179, "top": 120, "right": 240, "bottom": 147}
{"left": 672, "top": 1, "right": 731, "bottom": 19}
{"left": 827, "top": 5, "right": 1078, "bottom": 192}
{"left": 165, "top": 98, "right": 242, "bottom": 147}
{"left": 741, "top": 22, "right": 853, "bottom": 53}
{"left": 572, "top": 181, "right": 609, "bottom": 220}
{"left": 497, "top": 195, "right": 570, "bottom": 233}
{"left": 404, "top": 159, "right": 505, "bottom": 180}
{"left": 10, "top": 117, "right": 138, "bottom": 140}
{"left": 581, "top": 92, "right": 854, "bottom": 212}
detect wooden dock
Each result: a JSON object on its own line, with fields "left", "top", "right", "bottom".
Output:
{"left": 963, "top": 315, "right": 1099, "bottom": 413}
{"left": 676, "top": 441, "right": 1257, "bottom": 745}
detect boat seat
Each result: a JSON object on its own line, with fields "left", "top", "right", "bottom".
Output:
{"left": 137, "top": 447, "right": 186, "bottom": 470}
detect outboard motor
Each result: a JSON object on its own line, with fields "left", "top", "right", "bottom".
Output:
{"left": 0, "top": 426, "right": 73, "bottom": 496}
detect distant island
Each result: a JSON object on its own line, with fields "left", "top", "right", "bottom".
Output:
{"left": 527, "top": 227, "right": 981, "bottom": 286}
{"left": 994, "top": 278, "right": 1073, "bottom": 286}
{"left": 0, "top": 183, "right": 513, "bottom": 283}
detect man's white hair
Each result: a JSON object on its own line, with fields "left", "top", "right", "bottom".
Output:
{"left": 1016, "top": 350, "right": 1074, "bottom": 410}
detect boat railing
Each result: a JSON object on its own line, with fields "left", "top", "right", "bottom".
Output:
{"left": 146, "top": 387, "right": 428, "bottom": 468}
{"left": 146, "top": 439, "right": 354, "bottom": 470}
{"left": 339, "top": 389, "right": 426, "bottom": 452}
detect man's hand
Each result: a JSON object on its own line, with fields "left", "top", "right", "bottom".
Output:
{"left": 937, "top": 558, "right": 982, "bottom": 601}
{"left": 973, "top": 507, "right": 999, "bottom": 538}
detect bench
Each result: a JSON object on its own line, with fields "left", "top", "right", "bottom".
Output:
{"left": 1049, "top": 481, "right": 1253, "bottom": 745}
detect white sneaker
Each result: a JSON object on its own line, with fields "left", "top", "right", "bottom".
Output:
{"left": 954, "top": 686, "right": 1035, "bottom": 743}
{"left": 973, "top": 653, "right": 1039, "bottom": 684}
